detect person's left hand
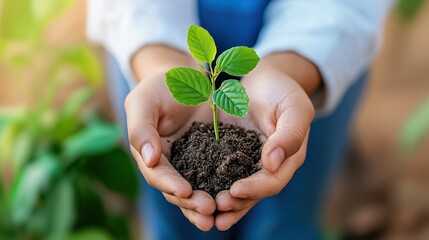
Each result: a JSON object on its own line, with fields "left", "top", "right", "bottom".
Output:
{"left": 214, "top": 53, "right": 320, "bottom": 231}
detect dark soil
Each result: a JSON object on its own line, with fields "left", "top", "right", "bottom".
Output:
{"left": 170, "top": 122, "right": 262, "bottom": 197}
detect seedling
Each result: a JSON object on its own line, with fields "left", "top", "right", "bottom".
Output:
{"left": 166, "top": 25, "right": 260, "bottom": 141}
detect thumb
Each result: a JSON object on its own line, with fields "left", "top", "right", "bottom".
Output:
{"left": 125, "top": 92, "right": 162, "bottom": 168}
{"left": 261, "top": 108, "right": 312, "bottom": 173}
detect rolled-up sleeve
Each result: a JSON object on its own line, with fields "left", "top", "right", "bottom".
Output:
{"left": 87, "top": 0, "right": 198, "bottom": 87}
{"left": 254, "top": 0, "right": 394, "bottom": 115}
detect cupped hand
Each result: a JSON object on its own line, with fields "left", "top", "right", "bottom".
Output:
{"left": 125, "top": 72, "right": 216, "bottom": 231}
{"left": 214, "top": 53, "right": 320, "bottom": 231}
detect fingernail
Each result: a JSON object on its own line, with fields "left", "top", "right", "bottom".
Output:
{"left": 141, "top": 144, "right": 153, "bottom": 166}
{"left": 224, "top": 225, "right": 233, "bottom": 231}
{"left": 269, "top": 148, "right": 284, "bottom": 172}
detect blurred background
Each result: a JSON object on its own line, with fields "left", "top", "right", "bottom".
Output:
{"left": 0, "top": 0, "right": 428, "bottom": 239}
{"left": 324, "top": 1, "right": 429, "bottom": 239}
{"left": 0, "top": 0, "right": 139, "bottom": 239}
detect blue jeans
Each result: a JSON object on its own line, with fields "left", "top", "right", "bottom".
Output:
{"left": 106, "top": 54, "right": 366, "bottom": 240}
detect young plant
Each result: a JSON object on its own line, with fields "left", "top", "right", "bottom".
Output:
{"left": 165, "top": 25, "right": 260, "bottom": 141}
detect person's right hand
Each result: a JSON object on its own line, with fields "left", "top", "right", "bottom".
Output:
{"left": 125, "top": 46, "right": 216, "bottom": 231}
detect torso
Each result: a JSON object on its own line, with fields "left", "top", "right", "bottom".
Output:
{"left": 198, "top": 0, "right": 271, "bottom": 53}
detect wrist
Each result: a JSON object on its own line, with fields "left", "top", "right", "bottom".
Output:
{"left": 252, "top": 52, "right": 322, "bottom": 96}
{"left": 131, "top": 44, "right": 198, "bottom": 81}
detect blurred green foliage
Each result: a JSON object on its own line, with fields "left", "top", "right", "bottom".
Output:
{"left": 396, "top": 0, "right": 429, "bottom": 154}
{"left": 397, "top": 0, "right": 427, "bottom": 21}
{"left": 0, "top": 0, "right": 139, "bottom": 239}
{"left": 399, "top": 97, "right": 429, "bottom": 154}
{"left": 0, "top": 0, "right": 74, "bottom": 43}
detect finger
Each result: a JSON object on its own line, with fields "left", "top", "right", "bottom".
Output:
{"left": 215, "top": 190, "right": 256, "bottom": 212}
{"left": 230, "top": 133, "right": 308, "bottom": 199}
{"left": 131, "top": 147, "right": 192, "bottom": 198}
{"left": 164, "top": 190, "right": 216, "bottom": 215}
{"left": 215, "top": 206, "right": 256, "bottom": 231}
{"left": 262, "top": 101, "right": 313, "bottom": 172}
{"left": 181, "top": 208, "right": 215, "bottom": 232}
{"left": 125, "top": 89, "right": 162, "bottom": 168}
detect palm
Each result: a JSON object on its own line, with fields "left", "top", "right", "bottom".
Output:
{"left": 153, "top": 81, "right": 213, "bottom": 159}
{"left": 213, "top": 72, "right": 315, "bottom": 230}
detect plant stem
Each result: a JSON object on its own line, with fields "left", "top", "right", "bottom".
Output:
{"left": 209, "top": 64, "right": 220, "bottom": 141}
{"left": 212, "top": 103, "right": 219, "bottom": 141}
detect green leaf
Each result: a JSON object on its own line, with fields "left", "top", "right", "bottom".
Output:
{"left": 0, "top": 115, "right": 12, "bottom": 145}
{"left": 10, "top": 154, "right": 60, "bottom": 225}
{"left": 0, "top": 175, "right": 13, "bottom": 238}
{"left": 11, "top": 130, "right": 34, "bottom": 175}
{"left": 10, "top": 53, "right": 31, "bottom": 69}
{"left": 1, "top": 112, "right": 36, "bottom": 174}
{"left": 0, "top": 0, "right": 37, "bottom": 42}
{"left": 32, "top": 0, "right": 75, "bottom": 28}
{"left": 187, "top": 25, "right": 217, "bottom": 63}
{"left": 0, "top": 174, "right": 4, "bottom": 220}
{"left": 198, "top": 63, "right": 209, "bottom": 73}
{"left": 81, "top": 148, "right": 139, "bottom": 201}
{"left": 212, "top": 80, "right": 249, "bottom": 117}
{"left": 65, "top": 228, "right": 113, "bottom": 240}
{"left": 63, "top": 122, "right": 120, "bottom": 162}
{"left": 166, "top": 67, "right": 211, "bottom": 106}
{"left": 397, "top": 0, "right": 425, "bottom": 21}
{"left": 53, "top": 88, "right": 92, "bottom": 141}
{"left": 0, "top": 116, "right": 7, "bottom": 128}
{"left": 45, "top": 177, "right": 75, "bottom": 239}
{"left": 216, "top": 46, "right": 260, "bottom": 76}
{"left": 27, "top": 206, "right": 49, "bottom": 237}
{"left": 59, "top": 45, "right": 103, "bottom": 87}
{"left": 0, "top": 116, "right": 17, "bottom": 165}
{"left": 0, "top": 173, "right": 3, "bottom": 201}
{"left": 399, "top": 97, "right": 429, "bottom": 153}
{"left": 61, "top": 87, "right": 93, "bottom": 117}
{"left": 0, "top": 0, "right": 74, "bottom": 42}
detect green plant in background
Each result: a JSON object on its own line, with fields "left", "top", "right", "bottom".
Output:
{"left": 397, "top": 0, "right": 427, "bottom": 21}
{"left": 166, "top": 25, "right": 259, "bottom": 141}
{"left": 396, "top": 0, "right": 429, "bottom": 154}
{"left": 399, "top": 97, "right": 429, "bottom": 154}
{"left": 0, "top": 0, "right": 139, "bottom": 239}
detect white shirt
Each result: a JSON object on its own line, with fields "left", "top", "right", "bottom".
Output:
{"left": 87, "top": 0, "right": 394, "bottom": 115}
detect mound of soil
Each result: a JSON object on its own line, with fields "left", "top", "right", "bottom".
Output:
{"left": 170, "top": 122, "right": 262, "bottom": 197}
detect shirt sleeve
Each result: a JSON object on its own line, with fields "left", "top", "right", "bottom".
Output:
{"left": 254, "top": 0, "right": 394, "bottom": 115}
{"left": 86, "top": 0, "right": 198, "bottom": 88}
